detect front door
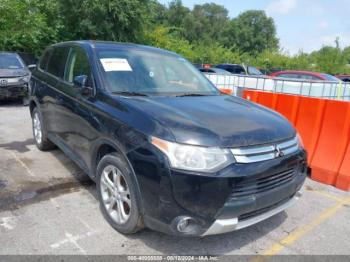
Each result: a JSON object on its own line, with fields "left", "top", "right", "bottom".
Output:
{"left": 56, "top": 46, "right": 98, "bottom": 170}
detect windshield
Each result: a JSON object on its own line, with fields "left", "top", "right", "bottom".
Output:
{"left": 247, "top": 66, "right": 263, "bottom": 75}
{"left": 97, "top": 49, "right": 219, "bottom": 96}
{"left": 0, "top": 54, "right": 24, "bottom": 69}
{"left": 322, "top": 74, "right": 340, "bottom": 82}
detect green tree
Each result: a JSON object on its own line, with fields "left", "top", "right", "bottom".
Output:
{"left": 223, "top": 10, "right": 279, "bottom": 55}
{"left": 145, "top": 26, "right": 195, "bottom": 60}
{"left": 166, "top": 0, "right": 190, "bottom": 28}
{"left": 146, "top": 0, "right": 168, "bottom": 26}
{"left": 58, "top": 0, "right": 150, "bottom": 42}
{"left": 192, "top": 43, "right": 241, "bottom": 64}
{"left": 310, "top": 46, "right": 347, "bottom": 74}
{"left": 343, "top": 46, "right": 350, "bottom": 64}
{"left": 0, "top": 0, "right": 61, "bottom": 55}
{"left": 182, "top": 3, "right": 230, "bottom": 44}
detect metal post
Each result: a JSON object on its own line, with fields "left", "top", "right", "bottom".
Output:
{"left": 322, "top": 82, "right": 325, "bottom": 98}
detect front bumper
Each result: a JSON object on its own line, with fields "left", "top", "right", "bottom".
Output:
{"left": 128, "top": 145, "right": 307, "bottom": 236}
{"left": 0, "top": 84, "right": 28, "bottom": 99}
{"left": 202, "top": 190, "right": 302, "bottom": 236}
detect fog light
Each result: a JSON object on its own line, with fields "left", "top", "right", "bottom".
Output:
{"left": 177, "top": 218, "right": 189, "bottom": 232}
{"left": 176, "top": 217, "right": 194, "bottom": 233}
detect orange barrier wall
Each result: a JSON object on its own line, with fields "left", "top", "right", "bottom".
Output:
{"left": 243, "top": 90, "right": 350, "bottom": 191}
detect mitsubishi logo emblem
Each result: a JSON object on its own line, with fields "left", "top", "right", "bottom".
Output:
{"left": 275, "top": 146, "right": 284, "bottom": 157}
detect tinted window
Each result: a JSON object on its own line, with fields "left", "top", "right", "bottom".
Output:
{"left": 226, "top": 66, "right": 235, "bottom": 73}
{"left": 277, "top": 73, "right": 299, "bottom": 79}
{"left": 247, "top": 66, "right": 263, "bottom": 75}
{"left": 213, "top": 68, "right": 231, "bottom": 75}
{"left": 340, "top": 77, "right": 350, "bottom": 82}
{"left": 199, "top": 68, "right": 215, "bottom": 73}
{"left": 321, "top": 74, "right": 340, "bottom": 82}
{"left": 296, "top": 74, "right": 317, "bottom": 80}
{"left": 65, "top": 47, "right": 91, "bottom": 84}
{"left": 215, "top": 65, "right": 244, "bottom": 74}
{"left": 47, "top": 47, "right": 70, "bottom": 78}
{"left": 39, "top": 49, "right": 52, "bottom": 71}
{"left": 232, "top": 66, "right": 245, "bottom": 74}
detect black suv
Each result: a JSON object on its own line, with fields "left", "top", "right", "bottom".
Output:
{"left": 29, "top": 41, "right": 307, "bottom": 236}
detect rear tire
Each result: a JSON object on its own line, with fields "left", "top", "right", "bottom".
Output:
{"left": 97, "top": 153, "right": 144, "bottom": 234}
{"left": 31, "top": 107, "right": 55, "bottom": 151}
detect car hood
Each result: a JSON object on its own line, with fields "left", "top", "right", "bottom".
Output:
{"left": 0, "top": 68, "right": 29, "bottom": 78}
{"left": 123, "top": 95, "right": 295, "bottom": 148}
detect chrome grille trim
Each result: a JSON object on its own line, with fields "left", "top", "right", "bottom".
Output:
{"left": 231, "top": 136, "right": 299, "bottom": 163}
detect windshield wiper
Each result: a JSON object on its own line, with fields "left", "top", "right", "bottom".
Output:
{"left": 174, "top": 93, "right": 209, "bottom": 97}
{"left": 112, "top": 91, "right": 148, "bottom": 97}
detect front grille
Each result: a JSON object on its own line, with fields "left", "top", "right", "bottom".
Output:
{"left": 231, "top": 168, "right": 295, "bottom": 197}
{"left": 0, "top": 86, "right": 26, "bottom": 97}
{"left": 238, "top": 195, "right": 293, "bottom": 221}
{"left": 231, "top": 136, "right": 299, "bottom": 163}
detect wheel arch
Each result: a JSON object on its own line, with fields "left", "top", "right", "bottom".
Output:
{"left": 91, "top": 138, "right": 145, "bottom": 214}
{"left": 29, "top": 100, "right": 37, "bottom": 117}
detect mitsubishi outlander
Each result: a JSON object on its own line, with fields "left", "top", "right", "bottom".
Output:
{"left": 29, "top": 41, "right": 307, "bottom": 236}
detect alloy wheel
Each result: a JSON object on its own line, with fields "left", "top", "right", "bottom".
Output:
{"left": 100, "top": 165, "right": 131, "bottom": 225}
{"left": 33, "top": 112, "right": 42, "bottom": 144}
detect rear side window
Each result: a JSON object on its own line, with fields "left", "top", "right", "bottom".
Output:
{"left": 47, "top": 47, "right": 70, "bottom": 78}
{"left": 277, "top": 73, "right": 298, "bottom": 79}
{"left": 321, "top": 74, "right": 340, "bottom": 82}
{"left": 65, "top": 47, "right": 91, "bottom": 84}
{"left": 39, "top": 49, "right": 52, "bottom": 71}
{"left": 199, "top": 69, "right": 214, "bottom": 73}
{"left": 298, "top": 74, "right": 319, "bottom": 80}
{"left": 247, "top": 66, "right": 262, "bottom": 75}
{"left": 232, "top": 66, "right": 245, "bottom": 74}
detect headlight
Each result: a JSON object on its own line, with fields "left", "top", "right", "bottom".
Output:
{"left": 297, "top": 133, "right": 304, "bottom": 149}
{"left": 20, "top": 75, "right": 30, "bottom": 83}
{"left": 151, "top": 137, "right": 234, "bottom": 172}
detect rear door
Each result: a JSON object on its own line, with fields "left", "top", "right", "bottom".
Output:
{"left": 31, "top": 48, "right": 53, "bottom": 128}
{"left": 33, "top": 47, "right": 70, "bottom": 135}
{"left": 43, "top": 46, "right": 70, "bottom": 136}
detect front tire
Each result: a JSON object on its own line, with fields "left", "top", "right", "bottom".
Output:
{"left": 31, "top": 107, "right": 55, "bottom": 151}
{"left": 97, "top": 153, "right": 144, "bottom": 234}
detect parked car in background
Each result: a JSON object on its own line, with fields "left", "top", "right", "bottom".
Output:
{"left": 270, "top": 70, "right": 340, "bottom": 82}
{"left": 0, "top": 52, "right": 34, "bottom": 103}
{"left": 215, "top": 63, "right": 264, "bottom": 76}
{"left": 198, "top": 67, "right": 232, "bottom": 75}
{"left": 29, "top": 41, "right": 307, "bottom": 237}
{"left": 335, "top": 74, "right": 350, "bottom": 82}
{"left": 193, "top": 63, "right": 212, "bottom": 69}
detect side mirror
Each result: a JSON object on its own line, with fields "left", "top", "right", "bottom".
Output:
{"left": 73, "top": 75, "right": 88, "bottom": 88}
{"left": 73, "top": 75, "right": 91, "bottom": 96}
{"left": 27, "top": 64, "right": 36, "bottom": 71}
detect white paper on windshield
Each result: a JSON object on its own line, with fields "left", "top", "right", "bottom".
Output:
{"left": 100, "top": 58, "right": 132, "bottom": 72}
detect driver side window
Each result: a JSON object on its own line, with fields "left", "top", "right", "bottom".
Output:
{"left": 65, "top": 47, "right": 91, "bottom": 85}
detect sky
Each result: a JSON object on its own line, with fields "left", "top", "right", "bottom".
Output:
{"left": 158, "top": 0, "right": 350, "bottom": 55}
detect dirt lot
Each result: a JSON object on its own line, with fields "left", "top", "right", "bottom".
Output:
{"left": 0, "top": 101, "right": 349, "bottom": 256}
